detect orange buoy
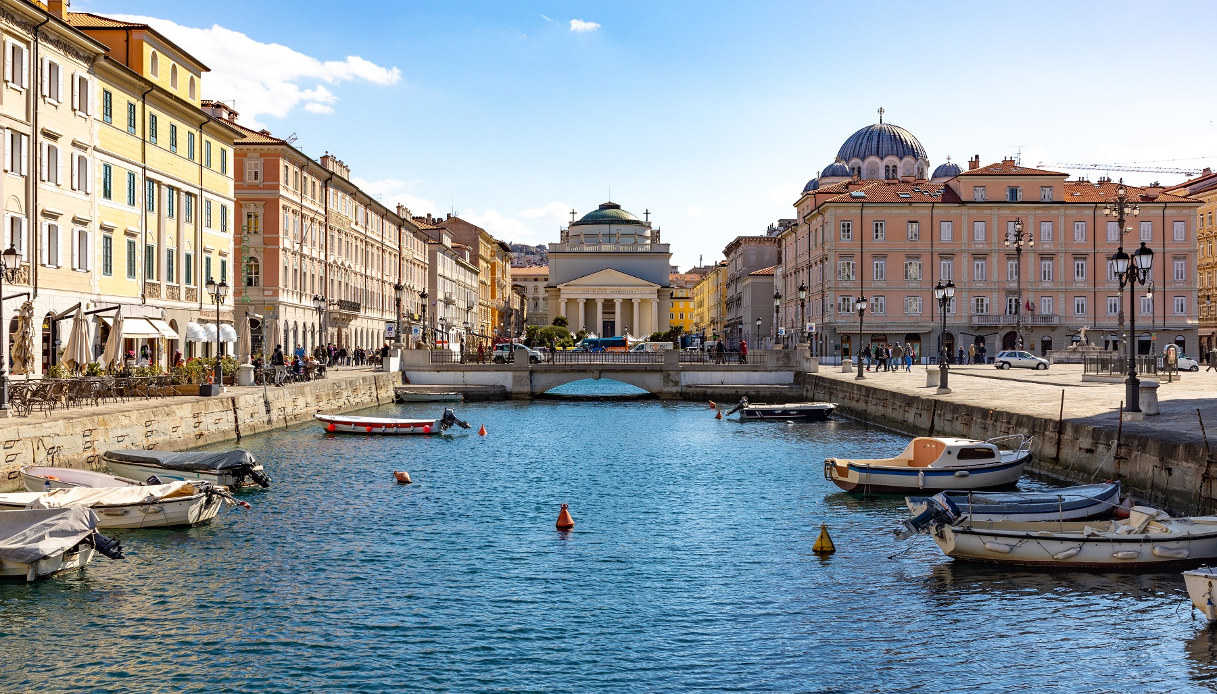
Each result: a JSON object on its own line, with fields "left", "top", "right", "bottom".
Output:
{"left": 478, "top": 424, "right": 487, "bottom": 436}
{"left": 422, "top": 425, "right": 431, "bottom": 434}
{"left": 556, "top": 504, "right": 574, "bottom": 531}
{"left": 709, "top": 400, "right": 717, "bottom": 409}
{"left": 326, "top": 423, "right": 336, "bottom": 433}
{"left": 715, "top": 410, "right": 722, "bottom": 419}
{"left": 394, "top": 470, "right": 412, "bottom": 484}
{"left": 365, "top": 425, "right": 373, "bottom": 433}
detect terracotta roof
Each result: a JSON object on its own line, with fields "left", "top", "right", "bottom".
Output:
{"left": 957, "top": 161, "right": 1066, "bottom": 177}
{"left": 226, "top": 119, "right": 287, "bottom": 145}
{"left": 669, "top": 272, "right": 701, "bottom": 287}
{"left": 817, "top": 180, "right": 962, "bottom": 205}
{"left": 1164, "top": 168, "right": 1217, "bottom": 195}
{"left": 749, "top": 265, "right": 776, "bottom": 277}
{"left": 64, "top": 11, "right": 140, "bottom": 28}
{"left": 1062, "top": 181, "right": 1196, "bottom": 204}
{"left": 511, "top": 265, "right": 549, "bottom": 277}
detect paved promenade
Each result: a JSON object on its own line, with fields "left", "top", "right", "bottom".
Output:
{"left": 814, "top": 362, "right": 1217, "bottom": 447}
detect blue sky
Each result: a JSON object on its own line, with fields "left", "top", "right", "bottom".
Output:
{"left": 81, "top": 0, "right": 1217, "bottom": 268}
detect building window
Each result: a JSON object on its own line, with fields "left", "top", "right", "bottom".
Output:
{"left": 146, "top": 180, "right": 156, "bottom": 212}
{"left": 101, "top": 89, "right": 112, "bottom": 123}
{"left": 1140, "top": 295, "right": 1153, "bottom": 314}
{"left": 184, "top": 195, "right": 193, "bottom": 223}
{"left": 903, "top": 258, "right": 922, "bottom": 281}
{"left": 245, "top": 160, "right": 262, "bottom": 183}
{"left": 220, "top": 148, "right": 227, "bottom": 175}
{"left": 1073, "top": 221, "right": 1086, "bottom": 242}
{"left": 1073, "top": 258, "right": 1086, "bottom": 281}
{"left": 204, "top": 200, "right": 213, "bottom": 228}
{"left": 973, "top": 296, "right": 989, "bottom": 314}
{"left": 6, "top": 131, "right": 27, "bottom": 175}
{"left": 1006, "top": 187, "right": 1021, "bottom": 202}
{"left": 1074, "top": 296, "right": 1087, "bottom": 316}
{"left": 40, "top": 143, "right": 59, "bottom": 185}
{"left": 43, "top": 59, "right": 61, "bottom": 102}
{"left": 1174, "top": 296, "right": 1186, "bottom": 315}
{"left": 127, "top": 102, "right": 136, "bottom": 134}
{"left": 184, "top": 251, "right": 193, "bottom": 285}
{"left": 150, "top": 51, "right": 159, "bottom": 77}
{"left": 145, "top": 243, "right": 155, "bottom": 280}
{"left": 1040, "top": 296, "right": 1053, "bottom": 315}
{"left": 884, "top": 164, "right": 897, "bottom": 179}
{"left": 1174, "top": 220, "right": 1186, "bottom": 241}
{"left": 972, "top": 186, "right": 986, "bottom": 202}
{"left": 973, "top": 258, "right": 986, "bottom": 281}
{"left": 101, "top": 234, "right": 113, "bottom": 276}
{"left": 873, "top": 220, "right": 885, "bottom": 241}
{"left": 1106, "top": 221, "right": 1119, "bottom": 242}
{"left": 166, "top": 187, "right": 176, "bottom": 218}
{"left": 904, "top": 296, "right": 922, "bottom": 315}
{"left": 939, "top": 258, "right": 953, "bottom": 281}
{"left": 1106, "top": 296, "right": 1120, "bottom": 315}
{"left": 204, "top": 141, "right": 212, "bottom": 168}
{"left": 1006, "top": 258, "right": 1018, "bottom": 281}
{"left": 1006, "top": 297, "right": 1019, "bottom": 315}
{"left": 906, "top": 221, "right": 919, "bottom": 241}
{"left": 1040, "top": 258, "right": 1053, "bottom": 282}
{"left": 204, "top": 255, "right": 212, "bottom": 283}
{"left": 973, "top": 221, "right": 985, "bottom": 242}
{"left": 1040, "top": 221, "right": 1053, "bottom": 242}
{"left": 1174, "top": 258, "right": 1186, "bottom": 282}
{"left": 126, "top": 171, "right": 136, "bottom": 206}
{"left": 125, "top": 238, "right": 136, "bottom": 279}
{"left": 5, "top": 40, "right": 27, "bottom": 89}
{"left": 187, "top": 132, "right": 195, "bottom": 160}
{"left": 40, "top": 222, "right": 59, "bottom": 267}
{"left": 73, "top": 228, "right": 89, "bottom": 271}
{"left": 169, "top": 124, "right": 177, "bottom": 153}
{"left": 170, "top": 64, "right": 178, "bottom": 89}
{"left": 149, "top": 114, "right": 157, "bottom": 144}
{"left": 102, "top": 163, "right": 112, "bottom": 199}
{"left": 872, "top": 258, "right": 886, "bottom": 281}
{"left": 166, "top": 248, "right": 175, "bottom": 283}
{"left": 871, "top": 295, "right": 885, "bottom": 314}
{"left": 839, "top": 221, "right": 852, "bottom": 241}
{"left": 837, "top": 295, "right": 854, "bottom": 313}
{"left": 189, "top": 77, "right": 196, "bottom": 100}
{"left": 1139, "top": 221, "right": 1152, "bottom": 241}
{"left": 940, "top": 220, "right": 953, "bottom": 241}
{"left": 1040, "top": 186, "right": 1054, "bottom": 201}
{"left": 220, "top": 204, "right": 229, "bottom": 232}
{"left": 220, "top": 258, "right": 228, "bottom": 283}
{"left": 837, "top": 258, "right": 855, "bottom": 281}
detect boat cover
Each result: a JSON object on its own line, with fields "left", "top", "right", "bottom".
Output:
{"left": 104, "top": 449, "right": 257, "bottom": 472}
{"left": 909, "top": 482, "right": 1121, "bottom": 515}
{"left": 0, "top": 507, "right": 99, "bottom": 564}
{"left": 0, "top": 482, "right": 201, "bottom": 509}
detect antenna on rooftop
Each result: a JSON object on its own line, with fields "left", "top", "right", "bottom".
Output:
{"left": 284, "top": 132, "right": 298, "bottom": 144}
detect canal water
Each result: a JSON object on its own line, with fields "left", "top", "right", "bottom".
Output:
{"left": 1, "top": 382, "right": 1214, "bottom": 692}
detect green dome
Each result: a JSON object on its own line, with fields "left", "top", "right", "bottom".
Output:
{"left": 570, "top": 201, "right": 645, "bottom": 227}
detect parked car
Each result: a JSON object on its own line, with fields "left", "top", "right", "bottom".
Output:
{"left": 630, "top": 341, "right": 674, "bottom": 353}
{"left": 492, "top": 343, "right": 542, "bottom": 364}
{"left": 994, "top": 350, "right": 1049, "bottom": 370}
{"left": 1176, "top": 354, "right": 1200, "bottom": 371}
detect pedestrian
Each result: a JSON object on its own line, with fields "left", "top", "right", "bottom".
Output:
{"left": 956, "top": 346, "right": 964, "bottom": 365}
{"left": 740, "top": 339, "right": 748, "bottom": 364}
{"left": 967, "top": 343, "right": 976, "bottom": 365}
{"left": 979, "top": 344, "right": 987, "bottom": 364}
{"left": 1208, "top": 347, "right": 1217, "bottom": 372}
{"left": 271, "top": 345, "right": 286, "bottom": 386}
{"left": 905, "top": 345, "right": 914, "bottom": 372}
{"left": 893, "top": 343, "right": 903, "bottom": 372}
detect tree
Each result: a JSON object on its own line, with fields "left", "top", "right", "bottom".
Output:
{"left": 552, "top": 316, "right": 568, "bottom": 328}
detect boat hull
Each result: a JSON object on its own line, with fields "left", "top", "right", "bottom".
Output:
{"left": 0, "top": 545, "right": 94, "bottom": 581}
{"left": 21, "top": 467, "right": 138, "bottom": 492}
{"left": 0, "top": 494, "right": 223, "bottom": 529}
{"left": 395, "top": 392, "right": 462, "bottom": 402}
{"left": 315, "top": 413, "right": 442, "bottom": 435}
{"left": 906, "top": 482, "right": 1121, "bottom": 522}
{"left": 1185, "top": 569, "right": 1217, "bottom": 619}
{"left": 934, "top": 524, "right": 1217, "bottom": 569}
{"left": 827, "top": 452, "right": 1029, "bottom": 495}
{"left": 101, "top": 458, "right": 265, "bottom": 490}
{"left": 738, "top": 403, "right": 835, "bottom": 422}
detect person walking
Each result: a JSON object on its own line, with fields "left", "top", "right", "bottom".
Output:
{"left": 1207, "top": 346, "right": 1217, "bottom": 372}
{"left": 967, "top": 343, "right": 976, "bottom": 365}
{"left": 905, "top": 345, "right": 914, "bottom": 371}
{"left": 271, "top": 345, "right": 286, "bottom": 386}
{"left": 739, "top": 339, "right": 748, "bottom": 364}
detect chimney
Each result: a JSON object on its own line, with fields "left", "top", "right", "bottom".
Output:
{"left": 48, "top": 0, "right": 68, "bottom": 19}
{"left": 968, "top": 155, "right": 980, "bottom": 171}
{"left": 396, "top": 204, "right": 409, "bottom": 219}
{"left": 1205, "top": 167, "right": 1213, "bottom": 176}
{"left": 1001, "top": 157, "right": 1015, "bottom": 166}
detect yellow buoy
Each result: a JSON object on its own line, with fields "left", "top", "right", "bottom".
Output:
{"left": 813, "top": 523, "right": 835, "bottom": 554}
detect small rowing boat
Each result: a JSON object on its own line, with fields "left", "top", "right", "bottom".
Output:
{"left": 724, "top": 397, "right": 835, "bottom": 422}
{"left": 825, "top": 435, "right": 1032, "bottom": 494}
{"left": 315, "top": 408, "right": 471, "bottom": 435}
{"left": 0, "top": 507, "right": 123, "bottom": 581}
{"left": 1185, "top": 567, "right": 1217, "bottom": 619}
{"left": 0, "top": 481, "right": 240, "bottom": 529}
{"left": 395, "top": 391, "right": 463, "bottom": 403}
{"left": 21, "top": 466, "right": 139, "bottom": 491}
{"left": 906, "top": 482, "right": 1121, "bottom": 523}
{"left": 103, "top": 449, "right": 269, "bottom": 490}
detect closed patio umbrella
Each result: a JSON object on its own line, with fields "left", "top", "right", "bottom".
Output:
{"left": 100, "top": 312, "right": 123, "bottom": 370}
{"left": 9, "top": 301, "right": 34, "bottom": 376}
{"left": 235, "top": 306, "right": 251, "bottom": 364}
{"left": 61, "top": 308, "right": 91, "bottom": 373}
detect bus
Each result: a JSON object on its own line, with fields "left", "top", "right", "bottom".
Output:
{"left": 577, "top": 336, "right": 629, "bottom": 352}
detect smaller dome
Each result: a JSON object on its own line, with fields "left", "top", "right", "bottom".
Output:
{"left": 821, "top": 162, "right": 851, "bottom": 178}
{"left": 932, "top": 162, "right": 962, "bottom": 179}
{"left": 802, "top": 178, "right": 819, "bottom": 193}
{"left": 571, "top": 201, "right": 644, "bottom": 227}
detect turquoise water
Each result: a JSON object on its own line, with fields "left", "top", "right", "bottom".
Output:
{"left": 0, "top": 382, "right": 1214, "bottom": 692}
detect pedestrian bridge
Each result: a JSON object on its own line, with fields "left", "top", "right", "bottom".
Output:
{"left": 400, "top": 348, "right": 812, "bottom": 398}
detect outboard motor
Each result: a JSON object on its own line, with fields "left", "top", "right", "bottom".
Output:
{"left": 724, "top": 397, "right": 749, "bottom": 417}
{"left": 89, "top": 531, "right": 125, "bottom": 560}
{"left": 438, "top": 408, "right": 471, "bottom": 432}
{"left": 896, "top": 492, "right": 961, "bottom": 540}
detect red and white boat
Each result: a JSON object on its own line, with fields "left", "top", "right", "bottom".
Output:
{"left": 314, "top": 408, "right": 471, "bottom": 435}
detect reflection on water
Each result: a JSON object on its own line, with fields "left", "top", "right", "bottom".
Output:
{"left": 0, "top": 390, "right": 1212, "bottom": 692}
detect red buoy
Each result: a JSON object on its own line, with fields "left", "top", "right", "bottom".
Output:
{"left": 478, "top": 424, "right": 487, "bottom": 436}
{"left": 422, "top": 425, "right": 431, "bottom": 434}
{"left": 715, "top": 410, "right": 723, "bottom": 419}
{"left": 365, "top": 426, "right": 373, "bottom": 433}
{"left": 709, "top": 400, "right": 717, "bottom": 409}
{"left": 394, "top": 470, "right": 412, "bottom": 484}
{"left": 326, "top": 423, "right": 336, "bottom": 433}
{"left": 556, "top": 504, "right": 574, "bottom": 531}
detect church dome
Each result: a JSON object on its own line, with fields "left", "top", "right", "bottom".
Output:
{"left": 932, "top": 161, "right": 962, "bottom": 179}
{"left": 837, "top": 122, "right": 928, "bottom": 163}
{"left": 821, "top": 161, "right": 852, "bottom": 178}
{"left": 571, "top": 201, "right": 645, "bottom": 227}
{"left": 802, "top": 178, "right": 819, "bottom": 193}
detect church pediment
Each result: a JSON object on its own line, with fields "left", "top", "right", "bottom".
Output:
{"left": 558, "top": 268, "right": 659, "bottom": 288}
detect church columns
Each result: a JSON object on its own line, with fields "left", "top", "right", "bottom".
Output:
{"left": 594, "top": 299, "right": 603, "bottom": 336}
{"left": 613, "top": 299, "right": 623, "bottom": 337}
{"left": 652, "top": 299, "right": 660, "bottom": 334}
{"left": 575, "top": 298, "right": 585, "bottom": 332}
{"left": 632, "top": 298, "right": 641, "bottom": 336}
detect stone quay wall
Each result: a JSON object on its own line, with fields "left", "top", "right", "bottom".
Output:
{"left": 0, "top": 372, "right": 398, "bottom": 491}
{"left": 800, "top": 373, "right": 1215, "bottom": 515}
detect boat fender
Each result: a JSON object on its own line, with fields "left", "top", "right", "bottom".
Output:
{"left": 326, "top": 423, "right": 336, "bottom": 433}
{"left": 1112, "top": 550, "right": 1140, "bottom": 560}
{"left": 423, "top": 425, "right": 431, "bottom": 434}
{"left": 1052, "top": 547, "right": 1082, "bottom": 560}
{"left": 981, "top": 541, "right": 1015, "bottom": 553}
{"left": 953, "top": 470, "right": 969, "bottom": 478}
{"left": 1152, "top": 546, "right": 1189, "bottom": 559}
{"left": 366, "top": 426, "right": 374, "bottom": 433}
{"left": 918, "top": 471, "right": 925, "bottom": 490}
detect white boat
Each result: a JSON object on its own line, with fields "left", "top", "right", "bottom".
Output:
{"left": 21, "top": 466, "right": 139, "bottom": 491}
{"left": 0, "top": 482, "right": 238, "bottom": 529}
{"left": 916, "top": 505, "right": 1217, "bottom": 568}
{"left": 315, "top": 408, "right": 471, "bottom": 435}
{"left": 395, "top": 391, "right": 463, "bottom": 403}
{"left": 906, "top": 482, "right": 1121, "bottom": 523}
{"left": 825, "top": 435, "right": 1032, "bottom": 494}
{"left": 724, "top": 397, "right": 836, "bottom": 422}
{"left": 1185, "top": 567, "right": 1217, "bottom": 619}
{"left": 0, "top": 507, "right": 123, "bottom": 581}
{"left": 102, "top": 449, "right": 270, "bottom": 490}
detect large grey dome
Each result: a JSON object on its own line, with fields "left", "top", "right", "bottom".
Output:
{"left": 802, "top": 178, "right": 819, "bottom": 193}
{"left": 837, "top": 123, "right": 927, "bottom": 162}
{"left": 821, "top": 162, "right": 851, "bottom": 178}
{"left": 932, "top": 161, "right": 962, "bottom": 179}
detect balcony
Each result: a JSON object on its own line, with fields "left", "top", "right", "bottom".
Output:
{"left": 334, "top": 299, "right": 361, "bottom": 314}
{"left": 971, "top": 313, "right": 1060, "bottom": 326}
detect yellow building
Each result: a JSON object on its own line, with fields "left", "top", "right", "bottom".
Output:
{"left": 691, "top": 261, "right": 727, "bottom": 339}
{"left": 1166, "top": 168, "right": 1217, "bottom": 358}
{"left": 67, "top": 9, "right": 243, "bottom": 362}
{"left": 668, "top": 272, "right": 698, "bottom": 333}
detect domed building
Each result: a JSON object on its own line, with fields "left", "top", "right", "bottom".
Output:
{"left": 837, "top": 119, "right": 929, "bottom": 180}
{"left": 546, "top": 202, "right": 674, "bottom": 338}
{"left": 931, "top": 159, "right": 962, "bottom": 181}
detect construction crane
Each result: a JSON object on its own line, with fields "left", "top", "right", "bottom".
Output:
{"left": 1038, "top": 161, "right": 1204, "bottom": 176}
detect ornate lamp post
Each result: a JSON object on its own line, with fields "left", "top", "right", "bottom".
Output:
{"left": 205, "top": 278, "right": 229, "bottom": 386}
{"left": 773, "top": 291, "right": 781, "bottom": 346}
{"left": 1004, "top": 217, "right": 1032, "bottom": 349}
{"left": 1110, "top": 242, "right": 1153, "bottom": 412}
{"left": 798, "top": 281, "right": 807, "bottom": 344}
{"left": 393, "top": 282, "right": 404, "bottom": 350}
{"left": 935, "top": 280, "right": 955, "bottom": 394}
{"left": 439, "top": 317, "right": 448, "bottom": 350}
{"left": 854, "top": 296, "right": 868, "bottom": 379}
{"left": 418, "top": 289, "right": 428, "bottom": 347}
{"left": 1104, "top": 184, "right": 1141, "bottom": 362}
{"left": 754, "top": 316, "right": 762, "bottom": 348}
{"left": 0, "top": 245, "right": 19, "bottom": 412}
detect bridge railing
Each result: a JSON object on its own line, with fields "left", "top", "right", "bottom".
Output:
{"left": 548, "top": 351, "right": 663, "bottom": 365}
{"left": 679, "top": 350, "right": 756, "bottom": 365}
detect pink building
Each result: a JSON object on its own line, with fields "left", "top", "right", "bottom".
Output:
{"left": 779, "top": 120, "right": 1201, "bottom": 361}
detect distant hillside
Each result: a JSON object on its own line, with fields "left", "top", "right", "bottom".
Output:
{"left": 511, "top": 243, "right": 548, "bottom": 267}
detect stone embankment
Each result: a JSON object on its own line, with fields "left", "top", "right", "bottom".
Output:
{"left": 0, "top": 371, "right": 397, "bottom": 491}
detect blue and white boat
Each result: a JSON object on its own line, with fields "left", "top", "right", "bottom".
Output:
{"left": 906, "top": 482, "right": 1121, "bottom": 523}
{"left": 824, "top": 435, "right": 1032, "bottom": 495}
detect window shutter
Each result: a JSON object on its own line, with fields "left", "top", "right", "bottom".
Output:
{"left": 39, "top": 223, "right": 47, "bottom": 266}
{"left": 19, "top": 134, "right": 27, "bottom": 176}
{"left": 71, "top": 227, "right": 78, "bottom": 270}
{"left": 38, "top": 142, "right": 46, "bottom": 182}
{"left": 4, "top": 131, "right": 11, "bottom": 173}
{"left": 39, "top": 57, "right": 47, "bottom": 97}
{"left": 70, "top": 153, "right": 78, "bottom": 190}
{"left": 71, "top": 71, "right": 78, "bottom": 112}
{"left": 19, "top": 46, "right": 27, "bottom": 89}
{"left": 84, "top": 77, "right": 93, "bottom": 116}
{"left": 83, "top": 156, "right": 91, "bottom": 194}
{"left": 56, "top": 66, "right": 62, "bottom": 104}
{"left": 4, "top": 43, "right": 13, "bottom": 85}
{"left": 84, "top": 230, "right": 91, "bottom": 271}
{"left": 55, "top": 147, "right": 61, "bottom": 185}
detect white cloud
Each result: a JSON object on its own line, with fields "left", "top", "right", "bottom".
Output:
{"left": 569, "top": 19, "right": 601, "bottom": 33}
{"left": 112, "top": 14, "right": 401, "bottom": 126}
{"left": 457, "top": 202, "right": 572, "bottom": 246}
{"left": 351, "top": 177, "right": 438, "bottom": 220}
{"left": 540, "top": 14, "right": 553, "bottom": 23}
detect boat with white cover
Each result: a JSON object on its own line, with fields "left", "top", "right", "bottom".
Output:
{"left": 395, "top": 391, "right": 463, "bottom": 403}
{"left": 21, "top": 466, "right": 138, "bottom": 491}
{"left": 102, "top": 449, "right": 270, "bottom": 490}
{"left": 724, "top": 397, "right": 835, "bottom": 422}
{"left": 0, "top": 482, "right": 239, "bottom": 529}
{"left": 825, "top": 435, "right": 1032, "bottom": 494}
{"left": 905, "top": 482, "right": 1121, "bottom": 523}
{"left": 908, "top": 503, "right": 1217, "bottom": 568}
{"left": 0, "top": 507, "right": 123, "bottom": 581}
{"left": 315, "top": 408, "right": 471, "bottom": 435}
{"left": 1185, "top": 567, "right": 1217, "bottom": 619}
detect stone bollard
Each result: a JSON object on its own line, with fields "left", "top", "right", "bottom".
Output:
{"left": 237, "top": 363, "right": 254, "bottom": 386}
{"left": 926, "top": 366, "right": 940, "bottom": 388}
{"left": 840, "top": 359, "right": 852, "bottom": 373}
{"left": 1139, "top": 379, "right": 1161, "bottom": 416}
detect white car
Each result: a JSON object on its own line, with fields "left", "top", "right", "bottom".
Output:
{"left": 1176, "top": 354, "right": 1200, "bottom": 371}
{"left": 492, "top": 343, "right": 542, "bottom": 364}
{"left": 994, "top": 350, "right": 1049, "bottom": 370}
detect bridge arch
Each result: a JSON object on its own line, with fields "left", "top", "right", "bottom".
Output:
{"left": 531, "top": 369, "right": 666, "bottom": 396}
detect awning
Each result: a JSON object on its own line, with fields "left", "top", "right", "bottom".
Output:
{"left": 202, "top": 323, "right": 218, "bottom": 342}
{"left": 149, "top": 319, "right": 179, "bottom": 339}
{"left": 100, "top": 316, "right": 162, "bottom": 339}
{"left": 219, "top": 324, "right": 237, "bottom": 343}
{"left": 185, "top": 322, "right": 208, "bottom": 342}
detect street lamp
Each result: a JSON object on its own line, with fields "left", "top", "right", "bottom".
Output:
{"left": 754, "top": 316, "right": 762, "bottom": 348}
{"left": 418, "top": 289, "right": 428, "bottom": 347}
{"left": 798, "top": 281, "right": 807, "bottom": 345}
{"left": 855, "top": 296, "right": 868, "bottom": 380}
{"left": 393, "top": 282, "right": 404, "bottom": 349}
{"left": 773, "top": 291, "right": 781, "bottom": 346}
{"left": 1004, "top": 217, "right": 1033, "bottom": 349}
{"left": 0, "top": 245, "right": 19, "bottom": 412}
{"left": 935, "top": 280, "right": 955, "bottom": 394}
{"left": 1110, "top": 242, "right": 1153, "bottom": 412}
{"left": 205, "top": 278, "right": 229, "bottom": 386}
{"left": 1104, "top": 183, "right": 1141, "bottom": 362}
{"left": 439, "top": 317, "right": 448, "bottom": 350}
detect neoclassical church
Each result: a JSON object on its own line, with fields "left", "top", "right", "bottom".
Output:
{"left": 545, "top": 202, "right": 673, "bottom": 337}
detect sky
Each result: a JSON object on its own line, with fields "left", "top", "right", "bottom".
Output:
{"left": 78, "top": 0, "right": 1217, "bottom": 269}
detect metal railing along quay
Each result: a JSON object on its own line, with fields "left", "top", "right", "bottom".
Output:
{"left": 1082, "top": 353, "right": 1164, "bottom": 377}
